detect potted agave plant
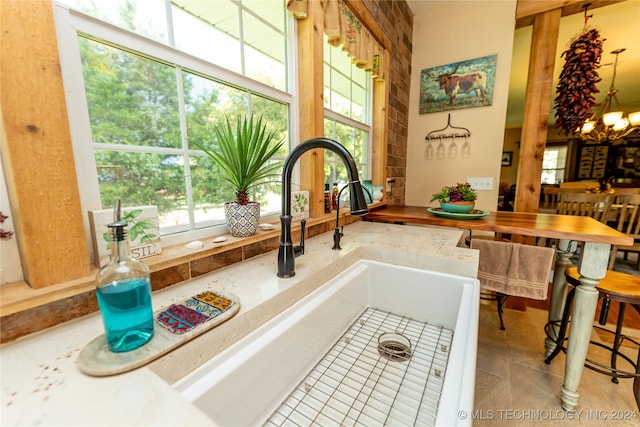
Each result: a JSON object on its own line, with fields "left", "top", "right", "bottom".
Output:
{"left": 191, "top": 115, "right": 284, "bottom": 237}
{"left": 430, "top": 182, "right": 477, "bottom": 213}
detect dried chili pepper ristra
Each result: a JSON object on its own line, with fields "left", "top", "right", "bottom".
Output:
{"left": 554, "top": 28, "right": 604, "bottom": 135}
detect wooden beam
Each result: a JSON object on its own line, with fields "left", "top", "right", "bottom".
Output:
{"left": 371, "top": 50, "right": 389, "bottom": 190}
{"left": 1, "top": 0, "right": 91, "bottom": 287}
{"left": 516, "top": 0, "right": 625, "bottom": 28}
{"left": 295, "top": 0, "right": 325, "bottom": 217}
{"left": 515, "top": 9, "right": 562, "bottom": 214}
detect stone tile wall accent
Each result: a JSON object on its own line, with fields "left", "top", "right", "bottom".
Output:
{"left": 363, "top": 0, "right": 413, "bottom": 206}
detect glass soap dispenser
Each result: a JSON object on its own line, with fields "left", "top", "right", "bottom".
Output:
{"left": 96, "top": 202, "right": 154, "bottom": 352}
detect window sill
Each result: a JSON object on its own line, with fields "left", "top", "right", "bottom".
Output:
{"left": 0, "top": 202, "right": 387, "bottom": 343}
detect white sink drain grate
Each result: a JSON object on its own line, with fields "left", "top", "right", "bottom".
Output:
{"left": 263, "top": 307, "right": 453, "bottom": 427}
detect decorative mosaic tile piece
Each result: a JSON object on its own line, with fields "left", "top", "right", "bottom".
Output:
{"left": 193, "top": 291, "right": 234, "bottom": 310}
{"left": 155, "top": 291, "right": 234, "bottom": 334}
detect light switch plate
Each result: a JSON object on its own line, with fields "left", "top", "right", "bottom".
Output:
{"left": 386, "top": 178, "right": 394, "bottom": 192}
{"left": 466, "top": 177, "right": 493, "bottom": 191}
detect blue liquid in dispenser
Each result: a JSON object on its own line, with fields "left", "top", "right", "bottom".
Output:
{"left": 97, "top": 277, "right": 154, "bottom": 352}
{"left": 97, "top": 203, "right": 154, "bottom": 353}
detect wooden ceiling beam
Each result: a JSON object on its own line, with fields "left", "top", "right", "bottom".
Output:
{"left": 516, "top": 0, "right": 626, "bottom": 28}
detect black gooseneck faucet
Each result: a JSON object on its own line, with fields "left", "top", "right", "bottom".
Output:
{"left": 277, "top": 138, "right": 370, "bottom": 278}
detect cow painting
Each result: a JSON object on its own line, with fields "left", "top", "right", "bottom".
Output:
{"left": 436, "top": 68, "right": 487, "bottom": 105}
{"left": 419, "top": 54, "right": 496, "bottom": 114}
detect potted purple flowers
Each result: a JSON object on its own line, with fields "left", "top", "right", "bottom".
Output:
{"left": 430, "top": 182, "right": 477, "bottom": 213}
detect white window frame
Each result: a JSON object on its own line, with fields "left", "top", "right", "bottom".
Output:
{"left": 324, "top": 110, "right": 372, "bottom": 180}
{"left": 53, "top": 2, "right": 297, "bottom": 251}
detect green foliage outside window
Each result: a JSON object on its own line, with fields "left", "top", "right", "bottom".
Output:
{"left": 80, "top": 38, "right": 288, "bottom": 232}
{"left": 324, "top": 118, "right": 369, "bottom": 186}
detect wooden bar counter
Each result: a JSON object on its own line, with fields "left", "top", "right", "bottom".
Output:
{"left": 364, "top": 206, "right": 632, "bottom": 245}
{"left": 365, "top": 205, "right": 633, "bottom": 411}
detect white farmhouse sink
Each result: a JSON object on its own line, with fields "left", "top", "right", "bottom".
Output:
{"left": 174, "top": 260, "right": 480, "bottom": 426}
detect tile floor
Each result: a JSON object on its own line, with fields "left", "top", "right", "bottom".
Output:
{"left": 474, "top": 302, "right": 640, "bottom": 426}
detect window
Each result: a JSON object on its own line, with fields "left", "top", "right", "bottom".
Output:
{"left": 541, "top": 145, "right": 568, "bottom": 184}
{"left": 54, "top": 0, "right": 292, "bottom": 243}
{"left": 57, "top": 0, "right": 288, "bottom": 90}
{"left": 323, "top": 36, "right": 372, "bottom": 187}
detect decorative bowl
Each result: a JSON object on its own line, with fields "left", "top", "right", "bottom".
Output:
{"left": 440, "top": 201, "right": 475, "bottom": 213}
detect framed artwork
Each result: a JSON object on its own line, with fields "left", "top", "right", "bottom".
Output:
{"left": 89, "top": 205, "right": 161, "bottom": 267}
{"left": 501, "top": 151, "right": 513, "bottom": 167}
{"left": 576, "top": 144, "right": 608, "bottom": 179}
{"left": 419, "top": 54, "right": 497, "bottom": 114}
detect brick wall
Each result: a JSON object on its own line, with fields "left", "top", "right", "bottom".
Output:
{"left": 363, "top": 0, "right": 413, "bottom": 206}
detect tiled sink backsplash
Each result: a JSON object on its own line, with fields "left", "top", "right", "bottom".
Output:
{"left": 0, "top": 214, "right": 360, "bottom": 343}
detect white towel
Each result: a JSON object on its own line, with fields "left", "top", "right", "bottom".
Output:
{"left": 471, "top": 239, "right": 555, "bottom": 300}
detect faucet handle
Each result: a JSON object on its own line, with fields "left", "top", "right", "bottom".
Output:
{"left": 332, "top": 225, "right": 344, "bottom": 251}
{"left": 294, "top": 219, "right": 306, "bottom": 257}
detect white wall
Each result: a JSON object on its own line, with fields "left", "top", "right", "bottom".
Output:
{"left": 0, "top": 150, "right": 24, "bottom": 284}
{"left": 406, "top": 0, "right": 517, "bottom": 211}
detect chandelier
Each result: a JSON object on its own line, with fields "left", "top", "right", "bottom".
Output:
{"left": 579, "top": 48, "right": 640, "bottom": 143}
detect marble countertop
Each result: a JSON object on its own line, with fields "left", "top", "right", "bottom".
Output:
{"left": 0, "top": 221, "right": 478, "bottom": 426}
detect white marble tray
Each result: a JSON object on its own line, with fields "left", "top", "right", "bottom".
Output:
{"left": 77, "top": 292, "right": 240, "bottom": 376}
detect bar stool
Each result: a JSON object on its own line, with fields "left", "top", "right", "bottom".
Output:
{"left": 544, "top": 267, "right": 640, "bottom": 409}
